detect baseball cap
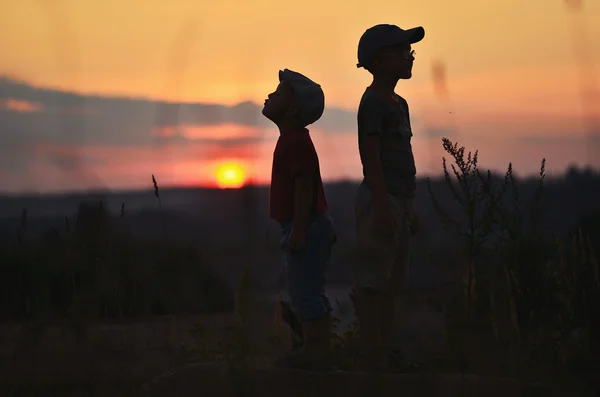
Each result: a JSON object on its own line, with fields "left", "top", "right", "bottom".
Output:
{"left": 357, "top": 24, "right": 425, "bottom": 69}
{"left": 279, "top": 69, "right": 325, "bottom": 126}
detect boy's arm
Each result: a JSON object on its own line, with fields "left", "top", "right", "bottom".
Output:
{"left": 292, "top": 174, "right": 314, "bottom": 233}
{"left": 361, "top": 136, "right": 388, "bottom": 206}
{"left": 358, "top": 99, "right": 389, "bottom": 207}
{"left": 289, "top": 141, "right": 317, "bottom": 233}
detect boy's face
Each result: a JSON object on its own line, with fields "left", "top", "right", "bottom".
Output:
{"left": 372, "top": 43, "right": 415, "bottom": 80}
{"left": 262, "top": 82, "right": 297, "bottom": 123}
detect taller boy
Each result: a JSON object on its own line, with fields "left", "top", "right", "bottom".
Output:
{"left": 353, "top": 24, "right": 425, "bottom": 371}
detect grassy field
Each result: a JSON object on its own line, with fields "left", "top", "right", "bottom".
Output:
{"left": 1, "top": 139, "right": 599, "bottom": 396}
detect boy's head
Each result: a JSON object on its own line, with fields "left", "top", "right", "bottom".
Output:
{"left": 357, "top": 24, "right": 425, "bottom": 80}
{"left": 262, "top": 69, "right": 325, "bottom": 128}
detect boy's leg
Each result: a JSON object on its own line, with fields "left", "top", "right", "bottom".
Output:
{"left": 301, "top": 306, "right": 331, "bottom": 352}
{"left": 353, "top": 286, "right": 382, "bottom": 369}
{"left": 380, "top": 198, "right": 412, "bottom": 357}
{"left": 353, "top": 183, "right": 399, "bottom": 371}
{"left": 276, "top": 213, "right": 335, "bottom": 369}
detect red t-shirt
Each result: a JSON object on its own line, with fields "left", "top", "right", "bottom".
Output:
{"left": 269, "top": 129, "right": 328, "bottom": 222}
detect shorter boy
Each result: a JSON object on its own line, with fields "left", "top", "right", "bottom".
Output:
{"left": 263, "top": 69, "right": 336, "bottom": 370}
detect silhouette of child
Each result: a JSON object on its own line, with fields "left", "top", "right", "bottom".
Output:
{"left": 262, "top": 69, "right": 336, "bottom": 370}
{"left": 353, "top": 23, "right": 424, "bottom": 372}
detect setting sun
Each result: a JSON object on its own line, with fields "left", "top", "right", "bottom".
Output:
{"left": 215, "top": 162, "right": 248, "bottom": 189}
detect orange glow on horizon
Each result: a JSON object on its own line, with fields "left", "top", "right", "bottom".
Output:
{"left": 153, "top": 123, "right": 268, "bottom": 141}
{"left": 0, "top": 99, "right": 42, "bottom": 113}
{"left": 214, "top": 161, "right": 248, "bottom": 189}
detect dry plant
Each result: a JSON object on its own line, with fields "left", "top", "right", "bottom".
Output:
{"left": 426, "top": 137, "right": 504, "bottom": 377}
{"left": 427, "top": 138, "right": 500, "bottom": 316}
{"left": 152, "top": 174, "right": 168, "bottom": 240}
{"left": 428, "top": 137, "right": 600, "bottom": 390}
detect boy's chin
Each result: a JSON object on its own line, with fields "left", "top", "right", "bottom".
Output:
{"left": 261, "top": 107, "right": 272, "bottom": 119}
{"left": 261, "top": 109, "right": 279, "bottom": 123}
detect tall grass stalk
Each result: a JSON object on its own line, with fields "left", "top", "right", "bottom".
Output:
{"left": 152, "top": 174, "right": 168, "bottom": 241}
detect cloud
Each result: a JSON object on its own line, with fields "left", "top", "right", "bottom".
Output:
{"left": 151, "top": 123, "right": 271, "bottom": 147}
{"left": 0, "top": 76, "right": 357, "bottom": 181}
{"left": 0, "top": 76, "right": 356, "bottom": 147}
{"left": 42, "top": 148, "right": 107, "bottom": 171}
{"left": 0, "top": 98, "right": 43, "bottom": 113}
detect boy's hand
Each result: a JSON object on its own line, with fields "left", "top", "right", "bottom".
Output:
{"left": 287, "top": 227, "right": 306, "bottom": 251}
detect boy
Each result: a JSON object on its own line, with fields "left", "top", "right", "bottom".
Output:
{"left": 262, "top": 69, "right": 336, "bottom": 370}
{"left": 353, "top": 24, "right": 424, "bottom": 371}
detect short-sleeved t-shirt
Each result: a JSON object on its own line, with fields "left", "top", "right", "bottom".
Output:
{"left": 269, "top": 128, "right": 328, "bottom": 223}
{"left": 357, "top": 86, "right": 417, "bottom": 198}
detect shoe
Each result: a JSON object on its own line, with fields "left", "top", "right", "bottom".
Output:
{"left": 273, "top": 313, "right": 333, "bottom": 372}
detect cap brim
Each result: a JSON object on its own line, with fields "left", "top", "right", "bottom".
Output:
{"left": 405, "top": 26, "right": 425, "bottom": 44}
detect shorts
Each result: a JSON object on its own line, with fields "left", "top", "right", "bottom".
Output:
{"left": 353, "top": 181, "right": 413, "bottom": 295}
{"left": 280, "top": 212, "right": 336, "bottom": 322}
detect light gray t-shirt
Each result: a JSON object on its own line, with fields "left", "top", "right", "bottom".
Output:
{"left": 357, "top": 87, "right": 416, "bottom": 198}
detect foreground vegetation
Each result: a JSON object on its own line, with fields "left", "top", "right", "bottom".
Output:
{"left": 1, "top": 140, "right": 599, "bottom": 396}
{"left": 0, "top": 176, "right": 233, "bottom": 321}
{"left": 425, "top": 138, "right": 599, "bottom": 394}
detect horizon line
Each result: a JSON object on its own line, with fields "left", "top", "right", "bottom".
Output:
{"left": 1, "top": 168, "right": 598, "bottom": 199}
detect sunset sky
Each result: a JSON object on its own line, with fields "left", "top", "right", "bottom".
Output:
{"left": 1, "top": 0, "right": 599, "bottom": 193}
